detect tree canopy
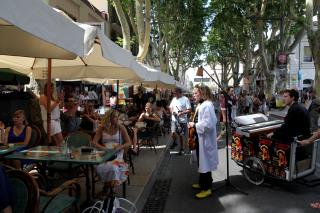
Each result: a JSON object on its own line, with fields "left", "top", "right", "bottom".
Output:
{"left": 111, "top": 0, "right": 320, "bottom": 93}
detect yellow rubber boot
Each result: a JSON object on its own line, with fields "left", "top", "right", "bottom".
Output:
{"left": 191, "top": 184, "right": 201, "bottom": 189}
{"left": 195, "top": 189, "right": 212, "bottom": 199}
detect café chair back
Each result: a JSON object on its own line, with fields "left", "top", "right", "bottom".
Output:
{"left": 28, "top": 125, "right": 42, "bottom": 147}
{"left": 66, "top": 131, "right": 92, "bottom": 148}
{"left": 7, "top": 169, "right": 81, "bottom": 213}
{"left": 47, "top": 131, "right": 92, "bottom": 178}
{"left": 7, "top": 169, "right": 39, "bottom": 213}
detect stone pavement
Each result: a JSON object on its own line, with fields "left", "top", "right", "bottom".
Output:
{"left": 136, "top": 139, "right": 320, "bottom": 213}
{"left": 124, "top": 133, "right": 171, "bottom": 204}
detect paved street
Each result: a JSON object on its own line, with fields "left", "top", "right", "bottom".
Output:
{"left": 138, "top": 140, "right": 320, "bottom": 213}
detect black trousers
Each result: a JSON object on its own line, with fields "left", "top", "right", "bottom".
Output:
{"left": 196, "top": 138, "right": 212, "bottom": 190}
{"left": 199, "top": 172, "right": 212, "bottom": 190}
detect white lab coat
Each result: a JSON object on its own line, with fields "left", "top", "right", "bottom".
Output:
{"left": 195, "top": 100, "right": 219, "bottom": 173}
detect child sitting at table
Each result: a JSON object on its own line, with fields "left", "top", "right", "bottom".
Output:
{"left": 92, "top": 109, "right": 131, "bottom": 188}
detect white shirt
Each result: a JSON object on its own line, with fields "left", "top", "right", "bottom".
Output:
{"left": 169, "top": 96, "right": 191, "bottom": 123}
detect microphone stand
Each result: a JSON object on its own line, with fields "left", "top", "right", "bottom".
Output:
{"left": 197, "top": 66, "right": 247, "bottom": 195}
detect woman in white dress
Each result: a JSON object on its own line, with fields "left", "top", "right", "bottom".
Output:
{"left": 92, "top": 109, "right": 131, "bottom": 187}
{"left": 188, "top": 85, "right": 219, "bottom": 199}
{"left": 39, "top": 83, "right": 64, "bottom": 146}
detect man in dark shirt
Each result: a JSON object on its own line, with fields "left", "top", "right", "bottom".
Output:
{"left": 267, "top": 89, "right": 311, "bottom": 143}
{"left": 133, "top": 86, "right": 148, "bottom": 113}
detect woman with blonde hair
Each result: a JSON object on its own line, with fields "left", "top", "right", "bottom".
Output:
{"left": 39, "top": 82, "right": 63, "bottom": 146}
{"left": 5, "top": 110, "right": 32, "bottom": 168}
{"left": 5, "top": 110, "right": 32, "bottom": 146}
{"left": 92, "top": 109, "right": 131, "bottom": 187}
{"left": 188, "top": 85, "right": 218, "bottom": 199}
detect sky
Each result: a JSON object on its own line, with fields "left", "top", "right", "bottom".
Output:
{"left": 87, "top": 0, "right": 108, "bottom": 12}
{"left": 186, "top": 65, "right": 221, "bottom": 82}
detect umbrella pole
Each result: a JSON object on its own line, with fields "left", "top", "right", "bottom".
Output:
{"left": 102, "top": 85, "right": 106, "bottom": 108}
{"left": 46, "top": 59, "right": 52, "bottom": 144}
{"left": 116, "top": 80, "right": 119, "bottom": 108}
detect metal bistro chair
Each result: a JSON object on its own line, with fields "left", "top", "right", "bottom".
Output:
{"left": 124, "top": 125, "right": 135, "bottom": 175}
{"left": 137, "top": 122, "right": 159, "bottom": 154}
{"left": 7, "top": 169, "right": 81, "bottom": 213}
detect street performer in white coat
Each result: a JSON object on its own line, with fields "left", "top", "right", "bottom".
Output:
{"left": 188, "top": 85, "right": 219, "bottom": 199}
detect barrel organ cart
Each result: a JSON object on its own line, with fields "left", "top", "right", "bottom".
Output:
{"left": 231, "top": 114, "right": 318, "bottom": 185}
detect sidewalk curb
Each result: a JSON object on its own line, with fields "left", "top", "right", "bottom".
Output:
{"left": 134, "top": 139, "right": 171, "bottom": 211}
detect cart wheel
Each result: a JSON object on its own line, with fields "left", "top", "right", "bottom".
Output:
{"left": 243, "top": 157, "right": 265, "bottom": 185}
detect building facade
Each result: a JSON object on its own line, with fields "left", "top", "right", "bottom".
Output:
{"left": 289, "top": 33, "right": 315, "bottom": 90}
{"left": 42, "top": 0, "right": 110, "bottom": 37}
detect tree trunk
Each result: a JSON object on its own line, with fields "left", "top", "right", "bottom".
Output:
{"left": 165, "top": 42, "right": 170, "bottom": 74}
{"left": 136, "top": 0, "right": 151, "bottom": 62}
{"left": 306, "top": 0, "right": 320, "bottom": 95}
{"left": 310, "top": 33, "right": 320, "bottom": 94}
{"left": 112, "top": 0, "right": 131, "bottom": 50}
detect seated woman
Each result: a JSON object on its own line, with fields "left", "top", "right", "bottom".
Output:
{"left": 137, "top": 102, "right": 161, "bottom": 140}
{"left": 80, "top": 101, "right": 100, "bottom": 133}
{"left": 92, "top": 109, "right": 131, "bottom": 188}
{"left": 5, "top": 110, "right": 31, "bottom": 147}
{"left": 117, "top": 105, "right": 140, "bottom": 154}
{"left": 4, "top": 110, "right": 32, "bottom": 168}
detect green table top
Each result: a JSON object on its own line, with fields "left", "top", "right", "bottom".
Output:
{"left": 5, "top": 146, "right": 117, "bottom": 164}
{"left": 0, "top": 144, "right": 26, "bottom": 156}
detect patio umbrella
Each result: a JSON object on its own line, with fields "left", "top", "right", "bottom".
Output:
{"left": 14, "top": 29, "right": 147, "bottom": 82}
{"left": 1, "top": 29, "right": 148, "bottom": 110}
{"left": 0, "top": 0, "right": 96, "bottom": 143}
{"left": 0, "top": 68, "right": 30, "bottom": 85}
{"left": 139, "top": 63, "right": 175, "bottom": 89}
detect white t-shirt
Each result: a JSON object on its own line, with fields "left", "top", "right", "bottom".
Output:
{"left": 169, "top": 96, "right": 191, "bottom": 123}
